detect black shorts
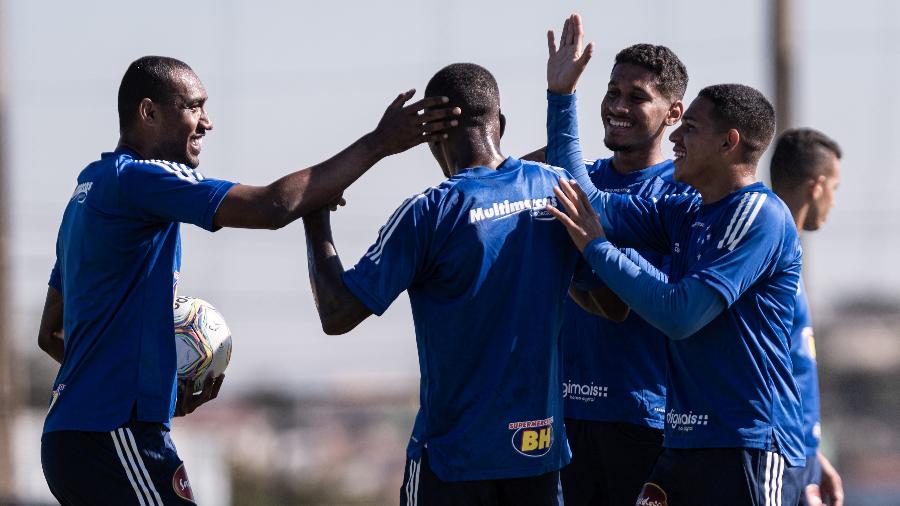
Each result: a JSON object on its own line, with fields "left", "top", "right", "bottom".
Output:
{"left": 559, "top": 419, "right": 663, "bottom": 506}
{"left": 637, "top": 447, "right": 804, "bottom": 506}
{"left": 400, "top": 449, "right": 561, "bottom": 506}
{"left": 796, "top": 454, "right": 822, "bottom": 506}
{"left": 42, "top": 420, "right": 196, "bottom": 506}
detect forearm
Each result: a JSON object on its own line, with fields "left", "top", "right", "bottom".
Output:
{"left": 546, "top": 92, "right": 599, "bottom": 200}
{"left": 583, "top": 238, "right": 725, "bottom": 339}
{"left": 569, "top": 285, "right": 630, "bottom": 322}
{"left": 303, "top": 211, "right": 372, "bottom": 334}
{"left": 37, "top": 287, "right": 65, "bottom": 364}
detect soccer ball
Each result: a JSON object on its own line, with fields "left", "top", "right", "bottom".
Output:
{"left": 173, "top": 296, "right": 232, "bottom": 394}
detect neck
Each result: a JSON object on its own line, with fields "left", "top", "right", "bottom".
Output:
{"left": 444, "top": 129, "right": 505, "bottom": 176}
{"left": 611, "top": 137, "right": 665, "bottom": 174}
{"left": 777, "top": 188, "right": 808, "bottom": 230}
{"left": 696, "top": 162, "right": 758, "bottom": 204}
{"left": 117, "top": 135, "right": 149, "bottom": 159}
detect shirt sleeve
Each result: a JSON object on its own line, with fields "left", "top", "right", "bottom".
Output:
{"left": 341, "top": 193, "right": 434, "bottom": 316}
{"left": 592, "top": 191, "right": 692, "bottom": 256}
{"left": 583, "top": 237, "right": 726, "bottom": 339}
{"left": 546, "top": 91, "right": 600, "bottom": 201}
{"left": 117, "top": 160, "right": 236, "bottom": 232}
{"left": 687, "top": 193, "right": 787, "bottom": 306}
{"left": 49, "top": 258, "right": 62, "bottom": 292}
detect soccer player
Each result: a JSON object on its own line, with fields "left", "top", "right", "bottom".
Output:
{"left": 302, "top": 53, "right": 608, "bottom": 504}
{"left": 543, "top": 16, "right": 807, "bottom": 504}
{"left": 37, "top": 55, "right": 458, "bottom": 505}
{"left": 770, "top": 128, "right": 844, "bottom": 506}
{"left": 549, "top": 43, "right": 693, "bottom": 506}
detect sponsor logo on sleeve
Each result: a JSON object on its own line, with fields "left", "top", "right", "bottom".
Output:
{"left": 508, "top": 417, "right": 554, "bottom": 457}
{"left": 172, "top": 464, "right": 196, "bottom": 503}
{"left": 666, "top": 409, "right": 709, "bottom": 432}
{"left": 71, "top": 182, "right": 93, "bottom": 203}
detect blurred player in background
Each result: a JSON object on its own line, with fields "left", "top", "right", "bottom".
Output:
{"left": 770, "top": 128, "right": 844, "bottom": 506}
{"left": 37, "top": 55, "right": 457, "bottom": 505}
{"left": 544, "top": 15, "right": 807, "bottom": 504}
{"left": 552, "top": 42, "right": 692, "bottom": 506}
{"left": 303, "top": 29, "right": 609, "bottom": 501}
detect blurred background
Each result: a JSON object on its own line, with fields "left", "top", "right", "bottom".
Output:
{"left": 1, "top": 0, "right": 899, "bottom": 504}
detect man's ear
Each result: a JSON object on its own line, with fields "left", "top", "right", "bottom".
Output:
{"left": 665, "top": 100, "right": 684, "bottom": 126}
{"left": 138, "top": 98, "right": 156, "bottom": 125}
{"left": 809, "top": 174, "right": 826, "bottom": 200}
{"left": 499, "top": 111, "right": 506, "bottom": 139}
{"left": 722, "top": 129, "right": 740, "bottom": 155}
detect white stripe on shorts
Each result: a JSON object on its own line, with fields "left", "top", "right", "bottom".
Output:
{"left": 111, "top": 429, "right": 151, "bottom": 506}
{"left": 124, "top": 428, "right": 164, "bottom": 506}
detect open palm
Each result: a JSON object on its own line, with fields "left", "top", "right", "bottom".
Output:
{"left": 547, "top": 13, "right": 594, "bottom": 95}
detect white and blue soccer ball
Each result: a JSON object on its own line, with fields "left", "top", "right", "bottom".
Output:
{"left": 173, "top": 296, "right": 232, "bottom": 394}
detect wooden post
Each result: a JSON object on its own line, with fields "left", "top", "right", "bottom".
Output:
{"left": 773, "top": 0, "right": 794, "bottom": 134}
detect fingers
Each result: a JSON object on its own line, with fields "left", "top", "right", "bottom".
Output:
{"left": 209, "top": 374, "right": 224, "bottom": 400}
{"left": 547, "top": 30, "right": 557, "bottom": 56}
{"left": 573, "top": 13, "right": 584, "bottom": 48}
{"left": 545, "top": 204, "right": 579, "bottom": 231}
{"left": 579, "top": 42, "right": 595, "bottom": 67}
{"left": 418, "top": 106, "right": 461, "bottom": 123}
{"left": 553, "top": 182, "right": 579, "bottom": 218}
{"left": 387, "top": 89, "right": 416, "bottom": 111}
{"left": 422, "top": 118, "right": 458, "bottom": 134}
{"left": 404, "top": 95, "right": 450, "bottom": 114}
{"left": 570, "top": 178, "right": 593, "bottom": 214}
{"left": 560, "top": 16, "right": 571, "bottom": 48}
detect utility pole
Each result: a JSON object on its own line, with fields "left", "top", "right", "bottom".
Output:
{"left": 773, "top": 0, "right": 794, "bottom": 134}
{"left": 0, "top": 0, "right": 16, "bottom": 498}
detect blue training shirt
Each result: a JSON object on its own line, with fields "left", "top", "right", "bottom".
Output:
{"left": 45, "top": 148, "right": 235, "bottom": 434}
{"left": 342, "top": 157, "right": 579, "bottom": 481}
{"left": 547, "top": 92, "right": 807, "bottom": 467}
{"left": 562, "top": 158, "right": 691, "bottom": 429}
{"left": 790, "top": 277, "right": 821, "bottom": 456}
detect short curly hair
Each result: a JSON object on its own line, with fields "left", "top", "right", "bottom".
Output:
{"left": 614, "top": 44, "right": 688, "bottom": 101}
{"left": 425, "top": 63, "right": 500, "bottom": 127}
{"left": 699, "top": 84, "right": 775, "bottom": 163}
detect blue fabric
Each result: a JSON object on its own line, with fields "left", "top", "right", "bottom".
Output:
{"left": 343, "top": 157, "right": 578, "bottom": 481}
{"left": 559, "top": 158, "right": 692, "bottom": 428}
{"left": 547, "top": 92, "right": 807, "bottom": 467}
{"left": 582, "top": 238, "right": 726, "bottom": 340}
{"left": 790, "top": 278, "right": 821, "bottom": 456}
{"left": 45, "top": 149, "right": 235, "bottom": 433}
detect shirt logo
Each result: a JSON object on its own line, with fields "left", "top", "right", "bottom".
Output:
{"left": 71, "top": 182, "right": 93, "bottom": 203}
{"left": 562, "top": 380, "right": 608, "bottom": 402}
{"left": 172, "top": 464, "right": 196, "bottom": 503}
{"left": 666, "top": 409, "right": 709, "bottom": 432}
{"left": 48, "top": 383, "right": 66, "bottom": 413}
{"left": 508, "top": 417, "right": 554, "bottom": 457}
{"left": 469, "top": 196, "right": 558, "bottom": 223}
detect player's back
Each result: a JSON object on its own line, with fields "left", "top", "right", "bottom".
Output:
{"left": 343, "top": 156, "right": 580, "bottom": 481}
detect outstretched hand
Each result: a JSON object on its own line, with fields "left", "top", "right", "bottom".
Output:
{"left": 174, "top": 374, "right": 224, "bottom": 417}
{"left": 547, "top": 13, "right": 594, "bottom": 95}
{"left": 545, "top": 177, "right": 605, "bottom": 252}
{"left": 371, "top": 90, "right": 461, "bottom": 158}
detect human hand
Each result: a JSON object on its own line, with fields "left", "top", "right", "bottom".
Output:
{"left": 327, "top": 193, "right": 346, "bottom": 212}
{"left": 818, "top": 451, "right": 844, "bottom": 506}
{"left": 370, "top": 90, "right": 461, "bottom": 158}
{"left": 545, "top": 177, "right": 605, "bottom": 252}
{"left": 174, "top": 374, "right": 224, "bottom": 417}
{"left": 547, "top": 13, "right": 594, "bottom": 95}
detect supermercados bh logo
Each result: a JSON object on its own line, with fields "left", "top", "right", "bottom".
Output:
{"left": 562, "top": 380, "right": 608, "bottom": 403}
{"left": 509, "top": 417, "right": 554, "bottom": 457}
{"left": 469, "top": 196, "right": 558, "bottom": 223}
{"left": 666, "top": 409, "right": 709, "bottom": 432}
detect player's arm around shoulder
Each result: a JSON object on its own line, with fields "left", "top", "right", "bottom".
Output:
{"left": 303, "top": 207, "right": 373, "bottom": 335}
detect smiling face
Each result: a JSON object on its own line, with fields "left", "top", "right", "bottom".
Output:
{"left": 669, "top": 96, "right": 725, "bottom": 188}
{"left": 601, "top": 63, "right": 680, "bottom": 154}
{"left": 153, "top": 71, "right": 212, "bottom": 168}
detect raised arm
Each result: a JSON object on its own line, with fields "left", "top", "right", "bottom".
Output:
{"left": 303, "top": 208, "right": 373, "bottom": 335}
{"left": 214, "top": 91, "right": 459, "bottom": 230}
{"left": 37, "top": 286, "right": 65, "bottom": 364}
{"left": 546, "top": 13, "right": 598, "bottom": 200}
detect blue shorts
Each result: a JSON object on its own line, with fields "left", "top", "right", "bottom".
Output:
{"left": 400, "top": 449, "right": 561, "bottom": 506}
{"left": 42, "top": 420, "right": 196, "bottom": 506}
{"left": 796, "top": 454, "right": 822, "bottom": 506}
{"left": 560, "top": 418, "right": 663, "bottom": 506}
{"left": 637, "top": 447, "right": 804, "bottom": 506}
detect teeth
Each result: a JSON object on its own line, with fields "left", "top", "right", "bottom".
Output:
{"left": 608, "top": 117, "right": 632, "bottom": 128}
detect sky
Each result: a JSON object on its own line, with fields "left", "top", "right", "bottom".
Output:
{"left": 5, "top": 0, "right": 900, "bottom": 393}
